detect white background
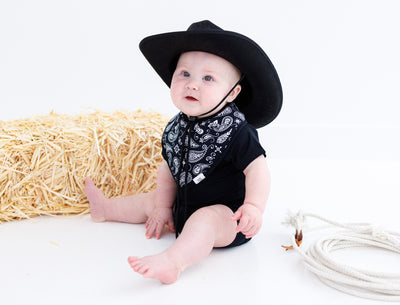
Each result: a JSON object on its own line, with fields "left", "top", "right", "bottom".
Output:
{"left": 1, "top": 0, "right": 400, "bottom": 160}
{"left": 1, "top": 1, "right": 400, "bottom": 304}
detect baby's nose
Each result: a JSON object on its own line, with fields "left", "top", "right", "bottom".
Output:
{"left": 186, "top": 80, "right": 199, "bottom": 90}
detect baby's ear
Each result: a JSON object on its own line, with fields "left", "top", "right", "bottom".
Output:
{"left": 228, "top": 84, "right": 242, "bottom": 103}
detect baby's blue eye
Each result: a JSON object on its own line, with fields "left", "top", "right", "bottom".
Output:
{"left": 204, "top": 75, "right": 213, "bottom": 81}
{"left": 182, "top": 71, "right": 190, "bottom": 77}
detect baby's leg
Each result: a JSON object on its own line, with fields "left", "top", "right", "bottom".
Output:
{"left": 84, "top": 177, "right": 155, "bottom": 223}
{"left": 128, "top": 204, "right": 237, "bottom": 284}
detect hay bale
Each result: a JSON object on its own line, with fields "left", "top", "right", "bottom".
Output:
{"left": 0, "top": 110, "right": 169, "bottom": 222}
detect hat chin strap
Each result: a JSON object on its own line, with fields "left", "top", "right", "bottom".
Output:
{"left": 189, "top": 74, "right": 244, "bottom": 121}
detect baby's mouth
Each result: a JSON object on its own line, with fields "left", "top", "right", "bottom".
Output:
{"left": 185, "top": 96, "right": 198, "bottom": 102}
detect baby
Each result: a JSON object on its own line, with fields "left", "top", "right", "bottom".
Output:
{"left": 85, "top": 20, "right": 282, "bottom": 284}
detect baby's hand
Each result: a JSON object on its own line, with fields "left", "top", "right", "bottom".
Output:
{"left": 231, "top": 203, "right": 263, "bottom": 238}
{"left": 145, "top": 207, "right": 175, "bottom": 240}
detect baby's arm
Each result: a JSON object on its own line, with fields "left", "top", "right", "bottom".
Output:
{"left": 231, "top": 155, "right": 271, "bottom": 238}
{"left": 145, "top": 160, "right": 177, "bottom": 239}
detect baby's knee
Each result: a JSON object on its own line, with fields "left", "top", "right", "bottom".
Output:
{"left": 191, "top": 205, "right": 233, "bottom": 223}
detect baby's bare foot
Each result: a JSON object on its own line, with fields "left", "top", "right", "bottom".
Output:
{"left": 128, "top": 252, "right": 182, "bottom": 284}
{"left": 84, "top": 177, "right": 107, "bottom": 222}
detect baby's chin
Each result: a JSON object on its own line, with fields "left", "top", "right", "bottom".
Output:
{"left": 182, "top": 111, "right": 202, "bottom": 118}
{"left": 181, "top": 106, "right": 225, "bottom": 119}
{"left": 174, "top": 101, "right": 222, "bottom": 119}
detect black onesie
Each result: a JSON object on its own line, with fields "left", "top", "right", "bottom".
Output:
{"left": 161, "top": 103, "right": 265, "bottom": 248}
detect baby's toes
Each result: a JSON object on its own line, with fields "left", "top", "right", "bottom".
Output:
{"left": 127, "top": 256, "right": 139, "bottom": 267}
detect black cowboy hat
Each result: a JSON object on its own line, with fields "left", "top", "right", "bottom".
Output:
{"left": 139, "top": 20, "right": 282, "bottom": 128}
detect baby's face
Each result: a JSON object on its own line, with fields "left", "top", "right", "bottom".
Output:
{"left": 170, "top": 51, "right": 241, "bottom": 118}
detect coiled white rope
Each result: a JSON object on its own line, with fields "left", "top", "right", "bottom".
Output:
{"left": 282, "top": 211, "right": 400, "bottom": 302}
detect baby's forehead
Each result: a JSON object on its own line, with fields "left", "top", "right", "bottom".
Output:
{"left": 176, "top": 51, "right": 240, "bottom": 74}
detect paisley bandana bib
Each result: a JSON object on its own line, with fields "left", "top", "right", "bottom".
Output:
{"left": 162, "top": 103, "right": 246, "bottom": 187}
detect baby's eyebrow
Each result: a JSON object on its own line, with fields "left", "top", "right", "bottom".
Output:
{"left": 202, "top": 69, "right": 217, "bottom": 75}
{"left": 175, "top": 62, "right": 187, "bottom": 68}
{"left": 175, "top": 65, "right": 188, "bottom": 70}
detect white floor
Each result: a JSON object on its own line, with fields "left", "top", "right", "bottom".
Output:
{"left": 2, "top": 1, "right": 400, "bottom": 303}
{"left": 1, "top": 158, "right": 399, "bottom": 305}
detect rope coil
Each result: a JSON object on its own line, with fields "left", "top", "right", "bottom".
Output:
{"left": 282, "top": 211, "right": 400, "bottom": 302}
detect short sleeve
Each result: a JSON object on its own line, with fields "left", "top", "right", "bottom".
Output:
{"left": 225, "top": 123, "right": 266, "bottom": 171}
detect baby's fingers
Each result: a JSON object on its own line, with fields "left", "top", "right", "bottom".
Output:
{"left": 242, "top": 224, "right": 258, "bottom": 238}
{"left": 145, "top": 218, "right": 151, "bottom": 229}
{"left": 236, "top": 215, "right": 250, "bottom": 233}
{"left": 231, "top": 209, "right": 242, "bottom": 221}
{"left": 154, "top": 222, "right": 165, "bottom": 240}
{"left": 145, "top": 219, "right": 156, "bottom": 239}
{"left": 167, "top": 219, "right": 175, "bottom": 233}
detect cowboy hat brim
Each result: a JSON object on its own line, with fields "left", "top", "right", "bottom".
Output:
{"left": 139, "top": 21, "right": 282, "bottom": 128}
